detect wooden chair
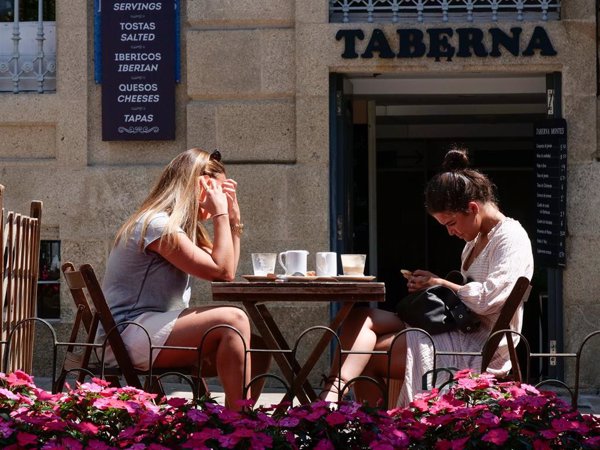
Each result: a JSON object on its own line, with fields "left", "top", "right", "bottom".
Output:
{"left": 56, "top": 262, "right": 209, "bottom": 398}
{"left": 480, "top": 276, "right": 532, "bottom": 381}
{"left": 0, "top": 184, "right": 42, "bottom": 374}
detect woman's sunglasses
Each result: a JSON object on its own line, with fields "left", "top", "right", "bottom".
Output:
{"left": 210, "top": 149, "right": 222, "bottom": 162}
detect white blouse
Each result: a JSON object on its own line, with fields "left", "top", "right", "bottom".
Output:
{"left": 396, "top": 217, "right": 534, "bottom": 406}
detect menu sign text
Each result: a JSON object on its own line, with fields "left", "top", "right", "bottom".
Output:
{"left": 534, "top": 118, "right": 567, "bottom": 267}
{"left": 101, "top": 0, "right": 175, "bottom": 140}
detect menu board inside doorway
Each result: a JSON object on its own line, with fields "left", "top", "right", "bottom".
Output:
{"left": 534, "top": 118, "right": 567, "bottom": 268}
{"left": 101, "top": 0, "right": 175, "bottom": 140}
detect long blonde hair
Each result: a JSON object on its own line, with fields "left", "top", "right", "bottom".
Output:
{"left": 115, "top": 148, "right": 226, "bottom": 250}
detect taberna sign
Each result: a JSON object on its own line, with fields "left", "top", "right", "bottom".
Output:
{"left": 336, "top": 26, "right": 556, "bottom": 61}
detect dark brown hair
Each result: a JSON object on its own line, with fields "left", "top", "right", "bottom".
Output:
{"left": 425, "top": 147, "right": 497, "bottom": 214}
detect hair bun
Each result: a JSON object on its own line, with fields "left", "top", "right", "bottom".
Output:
{"left": 442, "top": 148, "right": 469, "bottom": 172}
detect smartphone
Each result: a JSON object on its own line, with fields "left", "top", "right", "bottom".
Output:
{"left": 400, "top": 269, "right": 413, "bottom": 279}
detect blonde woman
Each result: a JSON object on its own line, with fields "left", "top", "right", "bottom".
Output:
{"left": 100, "top": 148, "right": 260, "bottom": 410}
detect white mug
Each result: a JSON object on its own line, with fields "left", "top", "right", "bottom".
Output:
{"left": 278, "top": 250, "right": 309, "bottom": 275}
{"left": 316, "top": 252, "right": 337, "bottom": 277}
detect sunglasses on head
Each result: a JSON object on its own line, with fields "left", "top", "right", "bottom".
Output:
{"left": 209, "top": 149, "right": 222, "bottom": 162}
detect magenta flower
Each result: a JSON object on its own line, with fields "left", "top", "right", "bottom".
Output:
{"left": 476, "top": 411, "right": 500, "bottom": 428}
{"left": 314, "top": 438, "right": 335, "bottom": 450}
{"left": 6, "top": 370, "right": 34, "bottom": 387}
{"left": 16, "top": 431, "right": 38, "bottom": 446}
{"left": 552, "top": 417, "right": 590, "bottom": 434}
{"left": 325, "top": 411, "right": 346, "bottom": 426}
{"left": 250, "top": 432, "right": 273, "bottom": 449}
{"left": 86, "top": 440, "right": 115, "bottom": 450}
{"left": 166, "top": 397, "right": 187, "bottom": 408}
{"left": 370, "top": 442, "right": 395, "bottom": 450}
{"left": 481, "top": 428, "right": 509, "bottom": 446}
{"left": 533, "top": 439, "right": 552, "bottom": 450}
{"left": 0, "top": 388, "right": 19, "bottom": 401}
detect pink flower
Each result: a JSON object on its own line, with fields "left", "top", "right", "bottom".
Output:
{"left": 0, "top": 388, "right": 19, "bottom": 401}
{"left": 584, "top": 436, "right": 600, "bottom": 447}
{"left": 325, "top": 411, "right": 346, "bottom": 426}
{"left": 501, "top": 408, "right": 524, "bottom": 421}
{"left": 186, "top": 408, "right": 209, "bottom": 424}
{"left": 77, "top": 421, "right": 99, "bottom": 434}
{"left": 449, "top": 437, "right": 469, "bottom": 449}
{"left": 551, "top": 417, "right": 589, "bottom": 433}
{"left": 314, "top": 439, "right": 335, "bottom": 450}
{"left": 476, "top": 411, "right": 500, "bottom": 428}
{"left": 539, "top": 429, "right": 557, "bottom": 439}
{"left": 370, "top": 443, "right": 395, "bottom": 450}
{"left": 16, "top": 431, "right": 38, "bottom": 446}
{"left": 166, "top": 397, "right": 187, "bottom": 408}
{"left": 533, "top": 439, "right": 552, "bottom": 450}
{"left": 250, "top": 433, "right": 273, "bottom": 450}
{"left": 278, "top": 416, "right": 300, "bottom": 427}
{"left": 6, "top": 370, "right": 34, "bottom": 387}
{"left": 86, "top": 440, "right": 114, "bottom": 450}
{"left": 454, "top": 369, "right": 475, "bottom": 379}
{"left": 482, "top": 428, "right": 509, "bottom": 446}
{"left": 52, "top": 437, "right": 83, "bottom": 450}
{"left": 217, "top": 433, "right": 241, "bottom": 448}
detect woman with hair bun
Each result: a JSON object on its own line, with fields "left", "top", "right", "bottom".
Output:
{"left": 320, "top": 147, "right": 533, "bottom": 406}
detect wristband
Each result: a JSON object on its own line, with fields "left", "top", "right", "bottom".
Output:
{"left": 212, "top": 213, "right": 229, "bottom": 219}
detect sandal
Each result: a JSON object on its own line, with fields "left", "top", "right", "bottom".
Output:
{"left": 319, "top": 374, "right": 345, "bottom": 403}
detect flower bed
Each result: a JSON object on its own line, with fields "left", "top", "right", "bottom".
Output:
{"left": 0, "top": 370, "right": 598, "bottom": 449}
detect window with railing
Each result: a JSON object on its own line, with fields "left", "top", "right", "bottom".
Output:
{"left": 37, "top": 239, "right": 60, "bottom": 319}
{"left": 329, "top": 0, "right": 561, "bottom": 23}
{"left": 0, "top": 0, "right": 56, "bottom": 93}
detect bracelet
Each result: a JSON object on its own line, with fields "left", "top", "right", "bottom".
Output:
{"left": 212, "top": 213, "right": 229, "bottom": 219}
{"left": 230, "top": 223, "right": 244, "bottom": 236}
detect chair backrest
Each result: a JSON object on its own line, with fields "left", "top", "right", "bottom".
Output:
{"left": 0, "top": 184, "right": 43, "bottom": 373}
{"left": 81, "top": 263, "right": 144, "bottom": 389}
{"left": 480, "top": 276, "right": 532, "bottom": 380}
{"left": 57, "top": 262, "right": 102, "bottom": 390}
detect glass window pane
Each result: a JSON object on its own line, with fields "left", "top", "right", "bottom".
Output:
{"left": 38, "top": 239, "right": 60, "bottom": 318}
{"left": 37, "top": 282, "right": 60, "bottom": 319}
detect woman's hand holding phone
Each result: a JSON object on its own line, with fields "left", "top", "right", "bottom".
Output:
{"left": 405, "top": 269, "right": 441, "bottom": 293}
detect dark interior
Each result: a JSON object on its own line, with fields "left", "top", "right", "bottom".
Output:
{"left": 346, "top": 104, "right": 549, "bottom": 380}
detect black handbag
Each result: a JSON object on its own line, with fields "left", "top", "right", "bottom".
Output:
{"left": 396, "top": 284, "right": 480, "bottom": 334}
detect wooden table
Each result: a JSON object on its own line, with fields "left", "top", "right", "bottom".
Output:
{"left": 211, "top": 280, "right": 385, "bottom": 406}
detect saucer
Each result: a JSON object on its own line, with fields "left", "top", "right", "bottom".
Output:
{"left": 242, "top": 275, "right": 276, "bottom": 282}
{"left": 334, "top": 275, "right": 376, "bottom": 282}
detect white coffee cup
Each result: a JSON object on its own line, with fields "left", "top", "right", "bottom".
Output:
{"left": 251, "top": 253, "right": 277, "bottom": 276}
{"left": 341, "top": 254, "right": 366, "bottom": 275}
{"left": 278, "top": 250, "right": 309, "bottom": 275}
{"left": 316, "top": 252, "right": 337, "bottom": 277}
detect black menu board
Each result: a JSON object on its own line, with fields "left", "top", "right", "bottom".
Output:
{"left": 101, "top": 0, "right": 175, "bottom": 141}
{"left": 534, "top": 118, "right": 567, "bottom": 267}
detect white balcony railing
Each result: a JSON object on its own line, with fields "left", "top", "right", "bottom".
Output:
{"left": 330, "top": 0, "right": 561, "bottom": 23}
{"left": 0, "top": 0, "right": 56, "bottom": 94}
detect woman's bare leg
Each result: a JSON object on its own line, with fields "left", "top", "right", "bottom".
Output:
{"left": 353, "top": 332, "right": 406, "bottom": 406}
{"left": 153, "top": 306, "right": 251, "bottom": 410}
{"left": 321, "top": 307, "right": 405, "bottom": 402}
{"left": 247, "top": 334, "right": 272, "bottom": 403}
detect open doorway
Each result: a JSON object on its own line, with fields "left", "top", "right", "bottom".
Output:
{"left": 331, "top": 73, "right": 549, "bottom": 380}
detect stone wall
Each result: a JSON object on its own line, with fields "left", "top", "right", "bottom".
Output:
{"left": 1, "top": 0, "right": 599, "bottom": 390}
